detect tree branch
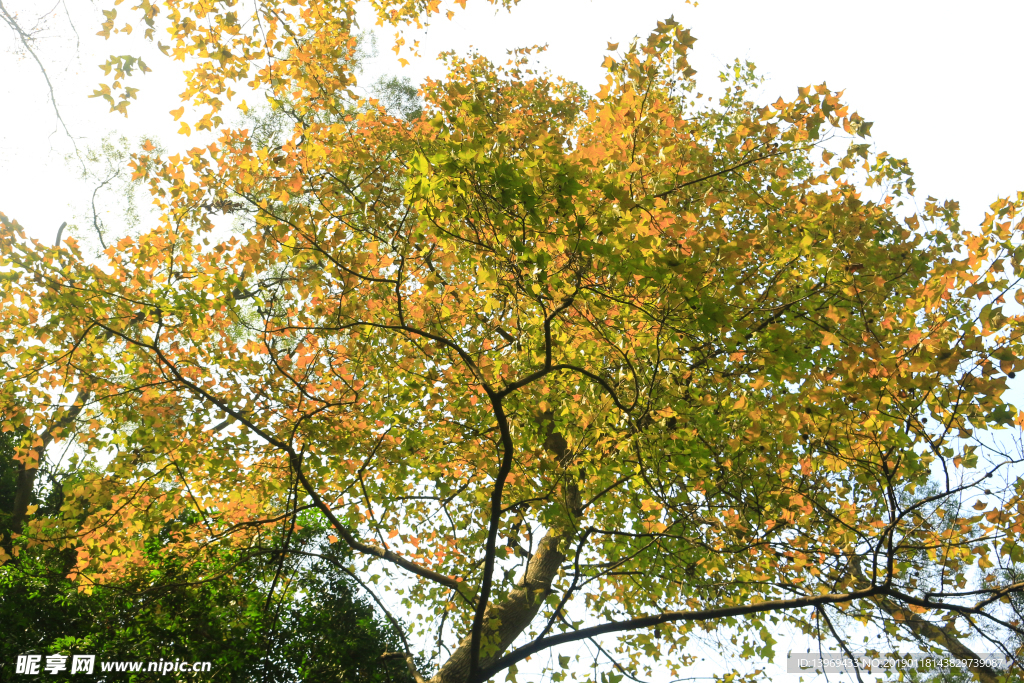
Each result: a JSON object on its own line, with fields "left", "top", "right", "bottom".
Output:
{"left": 0, "top": 0, "right": 83, "bottom": 167}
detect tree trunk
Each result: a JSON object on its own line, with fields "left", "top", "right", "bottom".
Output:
{"left": 430, "top": 527, "right": 567, "bottom": 683}
{"left": 2, "top": 397, "right": 86, "bottom": 556}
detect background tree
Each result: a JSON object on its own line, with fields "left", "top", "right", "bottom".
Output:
{"left": 0, "top": 444, "right": 417, "bottom": 682}
{"left": 2, "top": 2, "right": 1024, "bottom": 683}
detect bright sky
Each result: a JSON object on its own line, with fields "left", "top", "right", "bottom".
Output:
{"left": 2, "top": 0, "right": 1022, "bottom": 247}
{"left": 1, "top": 0, "right": 1021, "bottom": 679}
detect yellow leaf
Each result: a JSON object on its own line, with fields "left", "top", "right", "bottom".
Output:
{"left": 178, "top": 122, "right": 191, "bottom": 136}
{"left": 170, "top": 106, "right": 185, "bottom": 121}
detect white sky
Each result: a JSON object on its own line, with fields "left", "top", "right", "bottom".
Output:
{"left": 3, "top": 0, "right": 1022, "bottom": 245}
{"left": 1, "top": 0, "right": 1021, "bottom": 680}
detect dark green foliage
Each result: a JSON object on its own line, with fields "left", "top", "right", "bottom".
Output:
{"left": 0, "top": 442, "right": 414, "bottom": 682}
{"left": 0, "top": 544, "right": 416, "bottom": 682}
{"left": 264, "top": 546, "right": 423, "bottom": 682}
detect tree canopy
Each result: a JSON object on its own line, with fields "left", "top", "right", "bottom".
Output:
{"left": 3, "top": 1, "right": 1024, "bottom": 681}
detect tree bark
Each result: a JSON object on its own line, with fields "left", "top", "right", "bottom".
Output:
{"left": 2, "top": 396, "right": 87, "bottom": 556}
{"left": 430, "top": 527, "right": 567, "bottom": 683}
{"left": 432, "top": 411, "right": 580, "bottom": 683}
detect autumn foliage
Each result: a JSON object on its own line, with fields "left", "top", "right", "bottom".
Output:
{"left": 3, "top": 1, "right": 1024, "bottom": 681}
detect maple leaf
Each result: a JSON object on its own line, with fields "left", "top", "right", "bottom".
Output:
{"left": 4, "top": 4, "right": 1024, "bottom": 682}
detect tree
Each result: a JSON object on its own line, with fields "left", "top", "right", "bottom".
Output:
{"left": 3, "top": 1, "right": 1024, "bottom": 682}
